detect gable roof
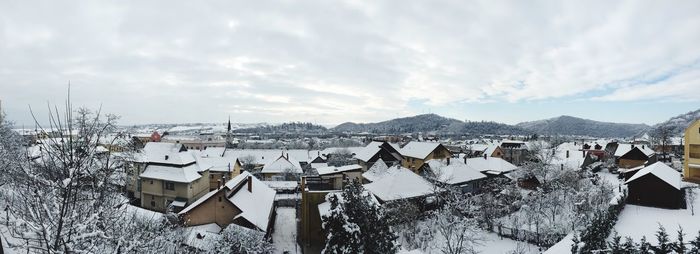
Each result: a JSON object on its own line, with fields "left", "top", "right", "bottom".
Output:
{"left": 260, "top": 155, "right": 303, "bottom": 174}
{"left": 364, "top": 166, "right": 436, "bottom": 201}
{"left": 400, "top": 142, "right": 444, "bottom": 159}
{"left": 425, "top": 159, "right": 487, "bottom": 185}
{"left": 625, "top": 162, "right": 681, "bottom": 190}
{"left": 362, "top": 159, "right": 390, "bottom": 182}
{"left": 354, "top": 141, "right": 385, "bottom": 162}
{"left": 614, "top": 144, "right": 655, "bottom": 157}
{"left": 226, "top": 172, "right": 277, "bottom": 231}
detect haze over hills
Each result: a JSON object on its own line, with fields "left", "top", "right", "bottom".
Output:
{"left": 653, "top": 109, "right": 700, "bottom": 135}
{"left": 331, "top": 114, "right": 530, "bottom": 135}
{"left": 515, "top": 115, "right": 650, "bottom": 138}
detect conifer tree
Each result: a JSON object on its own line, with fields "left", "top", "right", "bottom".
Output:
{"left": 653, "top": 225, "right": 673, "bottom": 254}
{"left": 689, "top": 231, "right": 700, "bottom": 254}
{"left": 608, "top": 231, "right": 623, "bottom": 253}
{"left": 640, "top": 236, "right": 652, "bottom": 253}
{"left": 673, "top": 226, "right": 687, "bottom": 254}
{"left": 622, "top": 236, "right": 637, "bottom": 254}
{"left": 322, "top": 195, "right": 363, "bottom": 254}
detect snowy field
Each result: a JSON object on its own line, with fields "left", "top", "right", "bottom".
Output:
{"left": 612, "top": 188, "right": 700, "bottom": 245}
{"left": 272, "top": 207, "right": 302, "bottom": 254}
{"left": 401, "top": 230, "right": 541, "bottom": 254}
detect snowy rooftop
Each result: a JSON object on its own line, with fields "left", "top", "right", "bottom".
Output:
{"left": 425, "top": 159, "right": 487, "bottom": 185}
{"left": 400, "top": 141, "right": 442, "bottom": 159}
{"left": 354, "top": 141, "right": 384, "bottom": 162}
{"left": 260, "top": 155, "right": 303, "bottom": 174}
{"left": 625, "top": 162, "right": 681, "bottom": 190}
{"left": 139, "top": 163, "right": 205, "bottom": 183}
{"left": 141, "top": 142, "right": 195, "bottom": 165}
{"left": 614, "top": 143, "right": 655, "bottom": 157}
{"left": 227, "top": 171, "right": 277, "bottom": 231}
{"left": 317, "top": 164, "right": 362, "bottom": 176}
{"left": 464, "top": 157, "right": 517, "bottom": 174}
{"left": 364, "top": 166, "right": 436, "bottom": 202}
{"left": 182, "top": 223, "right": 222, "bottom": 251}
{"left": 362, "top": 158, "right": 390, "bottom": 182}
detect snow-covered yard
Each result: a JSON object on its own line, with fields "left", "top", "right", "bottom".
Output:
{"left": 401, "top": 230, "right": 540, "bottom": 254}
{"left": 611, "top": 188, "right": 700, "bottom": 245}
{"left": 272, "top": 207, "right": 301, "bottom": 254}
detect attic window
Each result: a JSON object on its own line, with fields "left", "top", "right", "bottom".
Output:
{"left": 218, "top": 196, "right": 222, "bottom": 202}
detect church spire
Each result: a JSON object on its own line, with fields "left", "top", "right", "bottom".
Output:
{"left": 227, "top": 115, "right": 231, "bottom": 132}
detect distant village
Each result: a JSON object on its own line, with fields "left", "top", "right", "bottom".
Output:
{"left": 4, "top": 113, "right": 700, "bottom": 254}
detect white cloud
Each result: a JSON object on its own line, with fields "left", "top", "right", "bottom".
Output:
{"left": 0, "top": 0, "right": 698, "bottom": 125}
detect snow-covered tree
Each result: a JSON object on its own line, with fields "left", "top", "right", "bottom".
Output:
{"left": 321, "top": 195, "right": 362, "bottom": 254}
{"left": 673, "top": 226, "right": 687, "bottom": 254}
{"left": 211, "top": 224, "right": 274, "bottom": 254}
{"left": 653, "top": 225, "right": 673, "bottom": 254}
{"left": 432, "top": 207, "right": 482, "bottom": 254}
{"left": 321, "top": 180, "right": 399, "bottom": 254}
{"left": 690, "top": 231, "right": 700, "bottom": 253}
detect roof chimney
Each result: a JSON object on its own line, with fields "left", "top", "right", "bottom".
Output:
{"left": 217, "top": 179, "right": 222, "bottom": 190}
{"left": 483, "top": 153, "right": 487, "bottom": 160}
{"left": 566, "top": 150, "right": 569, "bottom": 158}
{"left": 446, "top": 157, "right": 450, "bottom": 166}
{"left": 247, "top": 176, "right": 252, "bottom": 193}
{"left": 165, "top": 155, "right": 169, "bottom": 160}
{"left": 464, "top": 155, "right": 467, "bottom": 164}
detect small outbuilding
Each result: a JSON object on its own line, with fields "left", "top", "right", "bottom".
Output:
{"left": 625, "top": 162, "right": 682, "bottom": 209}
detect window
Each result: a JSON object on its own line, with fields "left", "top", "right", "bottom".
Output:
{"left": 165, "top": 182, "right": 175, "bottom": 190}
{"left": 218, "top": 196, "right": 222, "bottom": 202}
{"left": 149, "top": 180, "right": 153, "bottom": 184}
{"left": 150, "top": 201, "right": 156, "bottom": 207}
{"left": 690, "top": 145, "right": 700, "bottom": 159}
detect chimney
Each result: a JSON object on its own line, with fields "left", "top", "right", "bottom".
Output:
{"left": 464, "top": 156, "right": 467, "bottom": 164}
{"left": 165, "top": 155, "right": 169, "bottom": 160}
{"left": 483, "top": 153, "right": 487, "bottom": 160}
{"left": 217, "top": 179, "right": 222, "bottom": 190}
{"left": 574, "top": 141, "right": 577, "bottom": 146}
{"left": 582, "top": 151, "right": 585, "bottom": 158}
{"left": 566, "top": 150, "right": 569, "bottom": 158}
{"left": 642, "top": 145, "right": 645, "bottom": 149}
{"left": 561, "top": 164, "right": 564, "bottom": 170}
{"left": 446, "top": 157, "right": 450, "bottom": 166}
{"left": 247, "top": 176, "right": 252, "bottom": 192}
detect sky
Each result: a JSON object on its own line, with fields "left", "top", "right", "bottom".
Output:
{"left": 1, "top": 0, "right": 699, "bottom": 127}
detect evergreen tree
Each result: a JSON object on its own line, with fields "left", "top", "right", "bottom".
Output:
{"left": 608, "top": 231, "right": 623, "bottom": 253}
{"left": 321, "top": 195, "right": 363, "bottom": 254}
{"left": 653, "top": 225, "right": 673, "bottom": 254}
{"left": 690, "top": 231, "right": 700, "bottom": 254}
{"left": 640, "top": 236, "right": 652, "bottom": 253}
{"left": 673, "top": 226, "right": 687, "bottom": 254}
{"left": 622, "top": 237, "right": 638, "bottom": 254}
{"left": 571, "top": 233, "right": 580, "bottom": 254}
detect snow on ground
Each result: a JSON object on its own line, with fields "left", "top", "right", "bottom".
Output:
{"left": 401, "top": 231, "right": 540, "bottom": 254}
{"left": 612, "top": 188, "right": 700, "bottom": 245}
{"left": 272, "top": 207, "right": 302, "bottom": 254}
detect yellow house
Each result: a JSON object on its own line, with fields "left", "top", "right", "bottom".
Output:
{"left": 139, "top": 163, "right": 211, "bottom": 213}
{"left": 684, "top": 120, "right": 700, "bottom": 183}
{"left": 207, "top": 159, "right": 242, "bottom": 191}
{"left": 399, "top": 142, "right": 452, "bottom": 173}
{"left": 178, "top": 171, "right": 277, "bottom": 233}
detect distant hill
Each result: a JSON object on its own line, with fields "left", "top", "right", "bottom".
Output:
{"left": 653, "top": 109, "right": 700, "bottom": 135}
{"left": 516, "top": 115, "right": 650, "bottom": 138}
{"left": 332, "top": 114, "right": 530, "bottom": 135}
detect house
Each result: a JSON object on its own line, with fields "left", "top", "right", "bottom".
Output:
{"left": 178, "top": 171, "right": 276, "bottom": 234}
{"left": 260, "top": 153, "right": 303, "bottom": 181}
{"left": 316, "top": 164, "right": 363, "bottom": 190}
{"left": 135, "top": 142, "right": 212, "bottom": 213}
{"left": 162, "top": 134, "right": 226, "bottom": 151}
{"left": 684, "top": 120, "right": 700, "bottom": 183}
{"left": 614, "top": 144, "right": 656, "bottom": 169}
{"left": 400, "top": 141, "right": 451, "bottom": 173}
{"left": 354, "top": 141, "right": 403, "bottom": 171}
{"left": 625, "top": 162, "right": 682, "bottom": 209}
{"left": 425, "top": 158, "right": 487, "bottom": 193}
{"left": 300, "top": 176, "right": 341, "bottom": 250}
{"left": 181, "top": 223, "right": 222, "bottom": 252}
{"left": 498, "top": 140, "right": 529, "bottom": 165}
{"left": 362, "top": 158, "right": 390, "bottom": 183}
{"left": 192, "top": 148, "right": 243, "bottom": 191}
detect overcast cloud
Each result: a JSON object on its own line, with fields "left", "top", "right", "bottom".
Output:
{"left": 1, "top": 0, "right": 699, "bottom": 126}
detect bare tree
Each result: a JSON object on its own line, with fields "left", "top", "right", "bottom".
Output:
{"left": 239, "top": 154, "right": 258, "bottom": 172}
{"left": 688, "top": 187, "right": 697, "bottom": 216}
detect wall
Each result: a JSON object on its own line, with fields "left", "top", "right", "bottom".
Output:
{"left": 182, "top": 190, "right": 241, "bottom": 227}
{"left": 685, "top": 120, "right": 700, "bottom": 183}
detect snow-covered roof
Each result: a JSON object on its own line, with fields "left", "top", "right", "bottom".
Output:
{"left": 464, "top": 157, "right": 517, "bottom": 174}
{"left": 263, "top": 181, "right": 298, "bottom": 190}
{"left": 364, "top": 166, "right": 436, "bottom": 202}
{"left": 354, "top": 141, "right": 384, "bottom": 162}
{"left": 625, "top": 162, "right": 681, "bottom": 190}
{"left": 182, "top": 223, "right": 222, "bottom": 251}
{"left": 227, "top": 172, "right": 277, "bottom": 231}
{"left": 362, "top": 158, "right": 389, "bottom": 182}
{"left": 310, "top": 162, "right": 329, "bottom": 169}
{"left": 425, "top": 159, "right": 487, "bottom": 185}
{"left": 317, "top": 164, "right": 362, "bottom": 176}
{"left": 400, "top": 141, "right": 443, "bottom": 159}
{"left": 194, "top": 155, "right": 237, "bottom": 173}
{"left": 139, "top": 164, "right": 205, "bottom": 183}
{"left": 142, "top": 142, "right": 195, "bottom": 165}
{"left": 260, "top": 155, "right": 303, "bottom": 174}
{"left": 614, "top": 144, "right": 655, "bottom": 157}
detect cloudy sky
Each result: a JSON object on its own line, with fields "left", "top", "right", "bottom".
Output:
{"left": 1, "top": 0, "right": 699, "bottom": 126}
